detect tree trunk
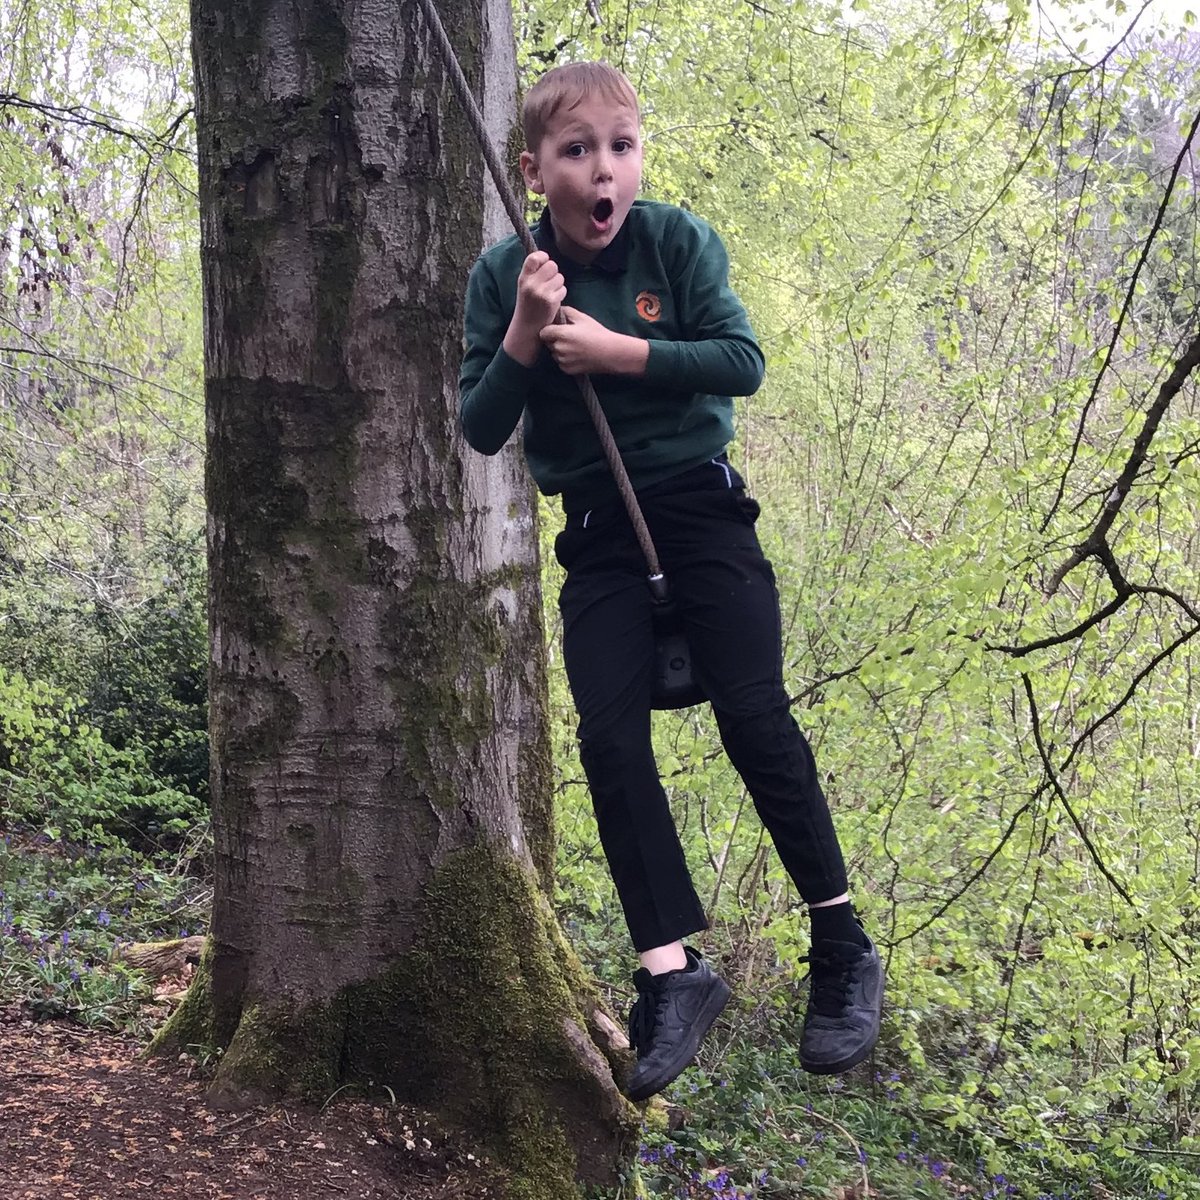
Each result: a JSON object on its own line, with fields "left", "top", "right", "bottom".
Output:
{"left": 152, "top": 0, "right": 636, "bottom": 1191}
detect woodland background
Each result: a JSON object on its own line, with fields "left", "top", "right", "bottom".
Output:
{"left": 2, "top": 0, "right": 1199, "bottom": 1196}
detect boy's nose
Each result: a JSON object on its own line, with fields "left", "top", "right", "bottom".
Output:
{"left": 593, "top": 152, "right": 613, "bottom": 180}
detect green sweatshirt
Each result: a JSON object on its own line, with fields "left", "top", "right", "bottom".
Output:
{"left": 459, "top": 199, "right": 764, "bottom": 512}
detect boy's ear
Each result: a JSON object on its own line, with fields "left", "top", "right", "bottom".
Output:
{"left": 519, "top": 149, "right": 545, "bottom": 195}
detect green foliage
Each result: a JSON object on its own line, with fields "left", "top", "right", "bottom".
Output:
{"left": 0, "top": 0, "right": 205, "bottom": 812}
{"left": 0, "top": 508, "right": 209, "bottom": 806}
{"left": 0, "top": 665, "right": 203, "bottom": 847}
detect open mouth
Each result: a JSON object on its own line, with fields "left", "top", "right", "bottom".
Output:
{"left": 592, "top": 198, "right": 614, "bottom": 226}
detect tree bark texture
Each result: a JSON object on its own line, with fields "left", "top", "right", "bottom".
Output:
{"left": 153, "top": 0, "right": 636, "bottom": 1192}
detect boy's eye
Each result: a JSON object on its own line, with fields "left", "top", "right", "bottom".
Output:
{"left": 613, "top": 139, "right": 633, "bottom": 153}
{"left": 565, "top": 143, "right": 587, "bottom": 158}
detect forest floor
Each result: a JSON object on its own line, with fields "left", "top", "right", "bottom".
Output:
{"left": 0, "top": 1004, "right": 504, "bottom": 1200}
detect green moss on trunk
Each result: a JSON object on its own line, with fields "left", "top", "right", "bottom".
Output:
{"left": 157, "top": 846, "right": 634, "bottom": 1193}
{"left": 341, "top": 844, "right": 633, "bottom": 1194}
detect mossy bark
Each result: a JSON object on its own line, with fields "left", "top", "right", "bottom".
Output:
{"left": 160, "top": 0, "right": 638, "bottom": 1192}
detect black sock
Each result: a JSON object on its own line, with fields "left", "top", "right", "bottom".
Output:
{"left": 809, "top": 901, "right": 867, "bottom": 947}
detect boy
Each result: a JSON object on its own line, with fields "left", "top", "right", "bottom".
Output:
{"left": 459, "top": 62, "right": 882, "bottom": 1102}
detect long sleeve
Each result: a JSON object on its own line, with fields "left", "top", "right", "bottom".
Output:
{"left": 640, "top": 211, "right": 764, "bottom": 397}
{"left": 458, "top": 256, "right": 533, "bottom": 455}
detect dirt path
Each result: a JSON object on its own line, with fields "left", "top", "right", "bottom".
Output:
{"left": 0, "top": 1010, "right": 501, "bottom": 1200}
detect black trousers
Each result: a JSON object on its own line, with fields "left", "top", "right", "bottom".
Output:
{"left": 555, "top": 458, "right": 850, "bottom": 953}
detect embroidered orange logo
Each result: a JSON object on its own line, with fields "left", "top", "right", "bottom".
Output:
{"left": 635, "top": 291, "right": 662, "bottom": 322}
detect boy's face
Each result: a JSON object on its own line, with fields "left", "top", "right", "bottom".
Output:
{"left": 520, "top": 96, "right": 643, "bottom": 266}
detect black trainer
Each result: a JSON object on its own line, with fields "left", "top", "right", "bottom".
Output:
{"left": 625, "top": 947, "right": 732, "bottom": 1102}
{"left": 799, "top": 934, "right": 883, "bottom": 1075}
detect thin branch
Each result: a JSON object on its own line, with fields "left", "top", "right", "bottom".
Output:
{"left": 0, "top": 343, "right": 200, "bottom": 406}
{"left": 987, "top": 591, "right": 1128, "bottom": 656}
{"left": 1042, "top": 107, "right": 1200, "bottom": 537}
{"left": 1021, "top": 672, "right": 1133, "bottom": 906}
{"left": 893, "top": 794, "right": 1042, "bottom": 944}
{"left": 1062, "top": 622, "right": 1200, "bottom": 778}
{"left": 1046, "top": 326, "right": 1200, "bottom": 595}
{"left": 0, "top": 93, "right": 193, "bottom": 158}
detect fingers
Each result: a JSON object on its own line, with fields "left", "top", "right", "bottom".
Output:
{"left": 521, "top": 250, "right": 551, "bottom": 275}
{"left": 520, "top": 252, "right": 564, "bottom": 294}
{"left": 538, "top": 325, "right": 585, "bottom": 375}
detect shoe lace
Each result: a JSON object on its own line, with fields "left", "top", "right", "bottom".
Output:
{"left": 628, "top": 978, "right": 669, "bottom": 1056}
{"left": 800, "top": 949, "right": 855, "bottom": 1019}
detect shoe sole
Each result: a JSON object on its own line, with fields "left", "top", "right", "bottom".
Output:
{"left": 625, "top": 978, "right": 732, "bottom": 1103}
{"left": 800, "top": 1033, "right": 877, "bottom": 1076}
{"left": 800, "top": 999, "right": 883, "bottom": 1076}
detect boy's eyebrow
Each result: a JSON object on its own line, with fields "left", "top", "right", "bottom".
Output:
{"left": 552, "top": 119, "right": 639, "bottom": 142}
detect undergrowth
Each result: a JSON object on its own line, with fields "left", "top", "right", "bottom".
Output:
{"left": 0, "top": 824, "right": 210, "bottom": 1032}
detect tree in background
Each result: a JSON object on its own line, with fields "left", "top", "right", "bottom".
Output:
{"left": 0, "top": 0, "right": 207, "bottom": 840}
{"left": 151, "top": 0, "right": 634, "bottom": 1193}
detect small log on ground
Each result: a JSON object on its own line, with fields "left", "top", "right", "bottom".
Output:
{"left": 117, "top": 936, "right": 206, "bottom": 980}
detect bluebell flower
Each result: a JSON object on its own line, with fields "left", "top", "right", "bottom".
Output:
{"left": 97, "top": 910, "right": 111, "bottom": 927}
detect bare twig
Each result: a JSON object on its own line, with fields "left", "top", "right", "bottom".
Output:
{"left": 1042, "top": 107, "right": 1200, "bottom": 539}
{"left": 1021, "top": 672, "right": 1134, "bottom": 905}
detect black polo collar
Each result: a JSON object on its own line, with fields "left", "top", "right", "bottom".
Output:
{"left": 532, "top": 206, "right": 631, "bottom": 277}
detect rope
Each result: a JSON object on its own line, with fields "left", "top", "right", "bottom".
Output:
{"left": 414, "top": 0, "right": 663, "bottom": 578}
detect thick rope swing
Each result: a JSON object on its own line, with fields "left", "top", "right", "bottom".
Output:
{"left": 417, "top": 0, "right": 705, "bottom": 709}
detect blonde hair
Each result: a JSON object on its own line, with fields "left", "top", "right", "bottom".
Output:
{"left": 522, "top": 62, "right": 640, "bottom": 152}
